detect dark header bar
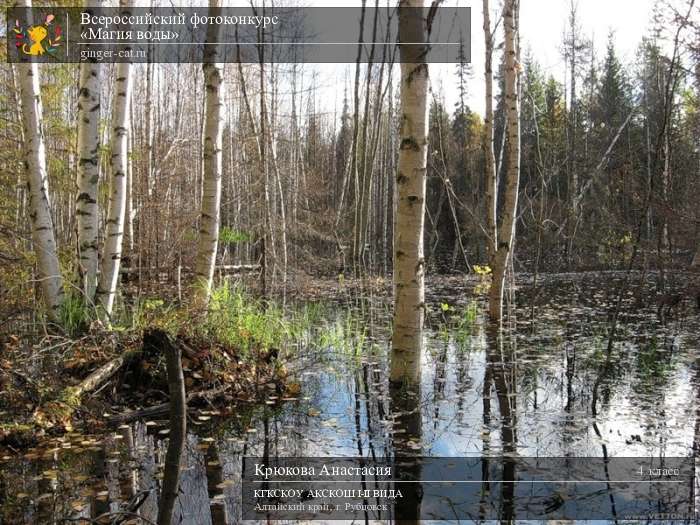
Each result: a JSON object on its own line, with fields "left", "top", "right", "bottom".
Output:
{"left": 6, "top": 7, "right": 471, "bottom": 64}
{"left": 242, "top": 456, "right": 697, "bottom": 521}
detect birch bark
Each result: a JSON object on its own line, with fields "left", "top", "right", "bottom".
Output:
{"left": 482, "top": 0, "right": 498, "bottom": 259}
{"left": 76, "top": 58, "right": 101, "bottom": 302}
{"left": 194, "top": 0, "right": 224, "bottom": 304}
{"left": 97, "top": 0, "right": 133, "bottom": 316}
{"left": 390, "top": 0, "right": 429, "bottom": 385}
{"left": 16, "top": 0, "right": 64, "bottom": 319}
{"left": 488, "top": 0, "right": 521, "bottom": 322}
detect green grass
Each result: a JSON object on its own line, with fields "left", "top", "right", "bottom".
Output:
{"left": 57, "top": 291, "right": 93, "bottom": 337}
{"left": 219, "top": 227, "right": 252, "bottom": 245}
{"left": 316, "top": 309, "right": 369, "bottom": 358}
{"left": 56, "top": 277, "right": 378, "bottom": 365}
{"left": 121, "top": 282, "right": 302, "bottom": 356}
{"left": 204, "top": 282, "right": 291, "bottom": 354}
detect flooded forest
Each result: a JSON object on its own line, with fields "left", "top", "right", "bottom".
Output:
{"left": 1, "top": 0, "right": 700, "bottom": 523}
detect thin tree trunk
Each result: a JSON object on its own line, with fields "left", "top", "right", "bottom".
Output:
{"left": 16, "top": 0, "right": 64, "bottom": 320}
{"left": 266, "top": 124, "right": 288, "bottom": 297}
{"left": 126, "top": 111, "right": 134, "bottom": 253}
{"left": 644, "top": 70, "right": 653, "bottom": 240}
{"left": 258, "top": 34, "right": 275, "bottom": 295}
{"left": 97, "top": 0, "right": 133, "bottom": 317}
{"left": 354, "top": 1, "right": 381, "bottom": 274}
{"left": 659, "top": 128, "right": 671, "bottom": 278}
{"left": 10, "top": 65, "right": 26, "bottom": 238}
{"left": 350, "top": 1, "right": 367, "bottom": 274}
{"left": 489, "top": 0, "right": 520, "bottom": 323}
{"left": 482, "top": 0, "right": 498, "bottom": 259}
{"left": 566, "top": 0, "right": 580, "bottom": 263}
{"left": 390, "top": 0, "right": 429, "bottom": 386}
{"left": 194, "top": 0, "right": 224, "bottom": 305}
{"left": 76, "top": 57, "right": 101, "bottom": 302}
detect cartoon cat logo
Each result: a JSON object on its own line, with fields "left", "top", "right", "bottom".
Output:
{"left": 25, "top": 25, "right": 48, "bottom": 55}
{"left": 14, "top": 14, "right": 62, "bottom": 57}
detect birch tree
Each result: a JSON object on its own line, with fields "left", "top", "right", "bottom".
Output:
{"left": 16, "top": 0, "right": 64, "bottom": 320}
{"left": 193, "top": 0, "right": 224, "bottom": 304}
{"left": 482, "top": 0, "right": 497, "bottom": 259}
{"left": 488, "top": 0, "right": 521, "bottom": 322}
{"left": 97, "top": 0, "right": 133, "bottom": 316}
{"left": 76, "top": 56, "right": 101, "bottom": 302}
{"left": 390, "top": 0, "right": 429, "bottom": 386}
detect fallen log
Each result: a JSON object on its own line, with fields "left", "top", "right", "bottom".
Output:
{"left": 70, "top": 353, "right": 127, "bottom": 398}
{"left": 33, "top": 352, "right": 131, "bottom": 430}
{"left": 106, "top": 386, "right": 228, "bottom": 426}
{"left": 120, "top": 264, "right": 260, "bottom": 274}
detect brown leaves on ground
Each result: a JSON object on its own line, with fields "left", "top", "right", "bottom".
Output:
{"left": 0, "top": 327, "right": 290, "bottom": 452}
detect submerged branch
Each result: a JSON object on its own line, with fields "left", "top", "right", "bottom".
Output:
{"left": 153, "top": 329, "right": 187, "bottom": 525}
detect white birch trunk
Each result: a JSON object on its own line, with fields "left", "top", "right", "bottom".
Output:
{"left": 489, "top": 0, "right": 520, "bottom": 322}
{"left": 97, "top": 1, "right": 133, "bottom": 316}
{"left": 126, "top": 118, "right": 134, "bottom": 252}
{"left": 483, "top": 0, "right": 498, "bottom": 259}
{"left": 76, "top": 60, "right": 101, "bottom": 302}
{"left": 16, "top": 0, "right": 64, "bottom": 319}
{"left": 194, "top": 0, "right": 224, "bottom": 305}
{"left": 390, "top": 0, "right": 429, "bottom": 385}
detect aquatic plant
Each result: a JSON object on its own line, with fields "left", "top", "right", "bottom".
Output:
{"left": 472, "top": 264, "right": 492, "bottom": 295}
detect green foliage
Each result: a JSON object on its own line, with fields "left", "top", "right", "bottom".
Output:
{"left": 434, "top": 299, "right": 480, "bottom": 347}
{"left": 595, "top": 33, "right": 632, "bottom": 130}
{"left": 634, "top": 337, "right": 675, "bottom": 386}
{"left": 454, "top": 300, "right": 479, "bottom": 347}
{"left": 57, "top": 291, "right": 92, "bottom": 337}
{"left": 316, "top": 310, "right": 368, "bottom": 358}
{"left": 205, "top": 282, "right": 289, "bottom": 354}
{"left": 288, "top": 301, "right": 327, "bottom": 341}
{"left": 129, "top": 297, "right": 183, "bottom": 334}
{"left": 596, "top": 230, "right": 633, "bottom": 266}
{"left": 473, "top": 264, "right": 491, "bottom": 276}
{"left": 472, "top": 264, "right": 492, "bottom": 295}
{"left": 122, "top": 284, "right": 298, "bottom": 356}
{"left": 219, "top": 227, "right": 252, "bottom": 246}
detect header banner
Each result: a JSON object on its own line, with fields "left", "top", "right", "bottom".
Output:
{"left": 6, "top": 6, "right": 471, "bottom": 64}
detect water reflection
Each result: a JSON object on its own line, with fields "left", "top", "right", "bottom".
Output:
{"left": 390, "top": 357, "right": 423, "bottom": 523}
{"left": 486, "top": 326, "right": 518, "bottom": 522}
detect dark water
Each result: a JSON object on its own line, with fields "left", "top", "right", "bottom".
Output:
{"left": 1, "top": 273, "right": 699, "bottom": 523}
